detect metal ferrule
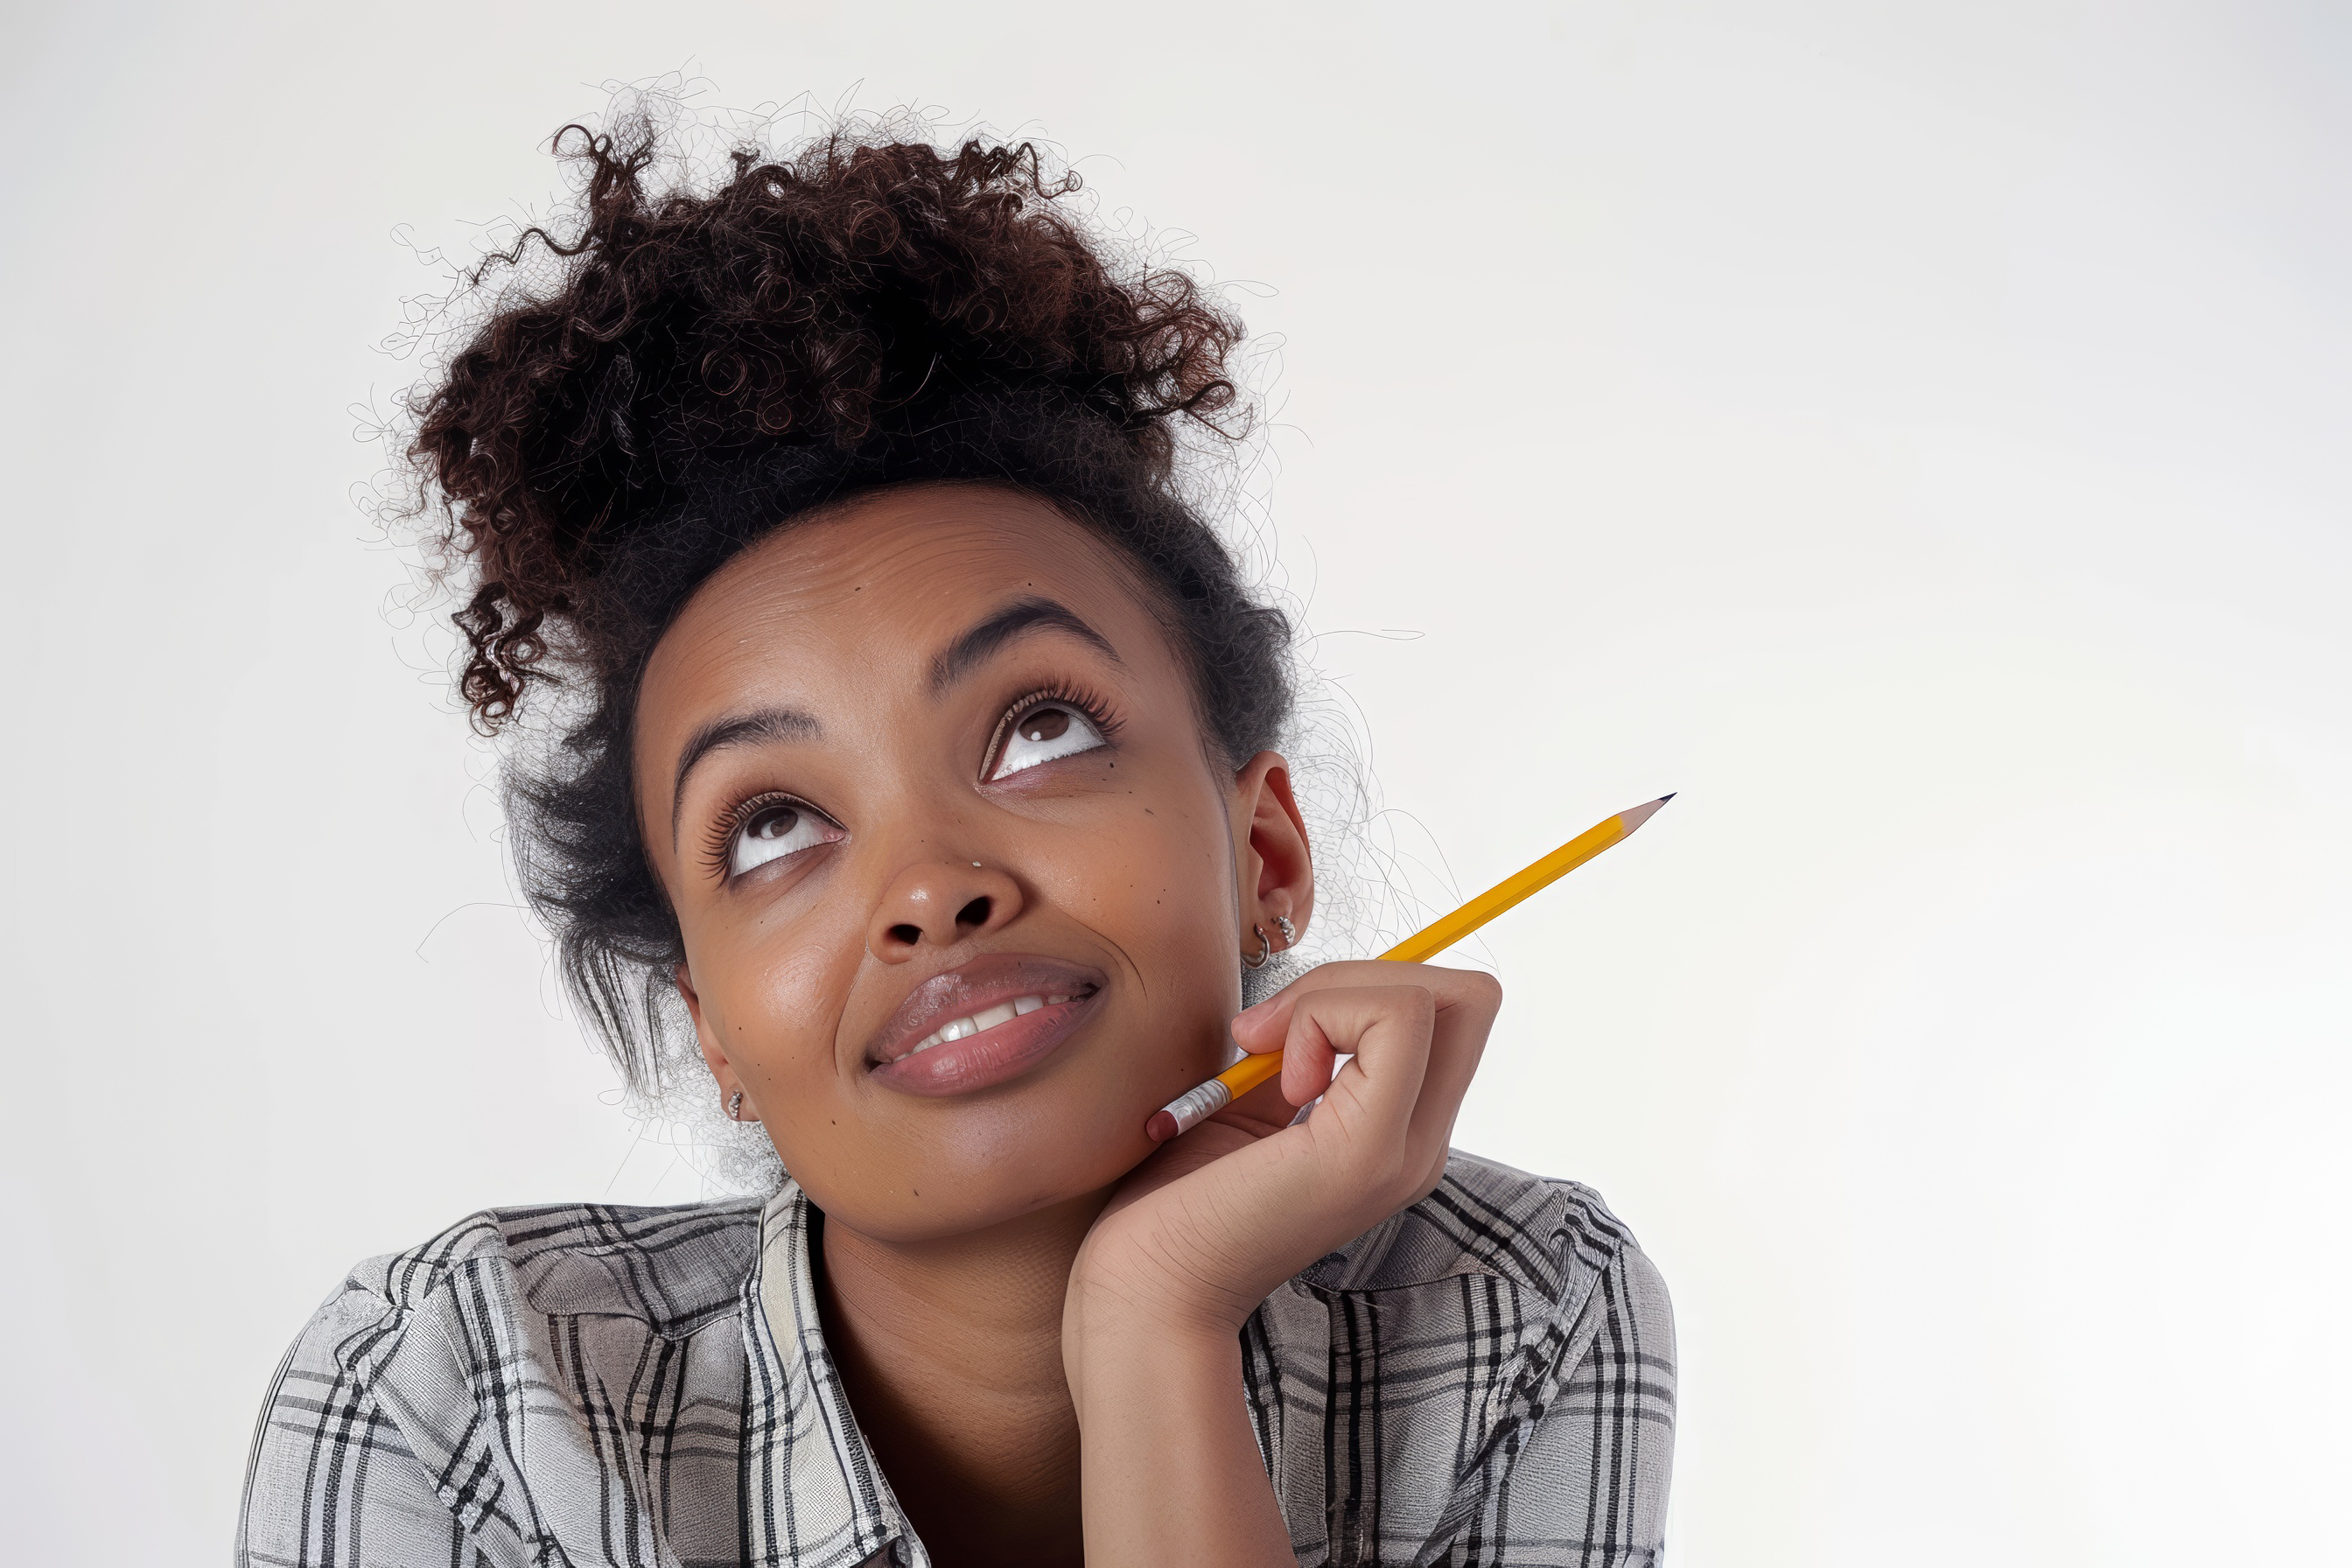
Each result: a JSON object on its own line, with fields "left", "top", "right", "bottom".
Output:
{"left": 1158, "top": 1079, "right": 1234, "bottom": 1138}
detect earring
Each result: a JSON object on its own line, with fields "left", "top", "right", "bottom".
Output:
{"left": 1275, "top": 914, "right": 1296, "bottom": 948}
{"left": 1242, "top": 925, "right": 1272, "bottom": 970}
{"left": 727, "top": 1091, "right": 744, "bottom": 1122}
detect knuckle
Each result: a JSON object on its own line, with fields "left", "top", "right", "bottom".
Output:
{"left": 1429, "top": 965, "right": 1502, "bottom": 1011}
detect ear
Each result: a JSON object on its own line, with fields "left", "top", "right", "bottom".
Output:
{"left": 676, "top": 963, "right": 752, "bottom": 1118}
{"left": 1230, "top": 751, "right": 1315, "bottom": 955}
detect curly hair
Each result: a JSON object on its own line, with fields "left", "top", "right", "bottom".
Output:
{"left": 404, "top": 112, "right": 1295, "bottom": 1100}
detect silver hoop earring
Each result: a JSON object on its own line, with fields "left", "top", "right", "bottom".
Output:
{"left": 1242, "top": 925, "right": 1272, "bottom": 970}
{"left": 1275, "top": 914, "right": 1296, "bottom": 948}
{"left": 727, "top": 1091, "right": 744, "bottom": 1122}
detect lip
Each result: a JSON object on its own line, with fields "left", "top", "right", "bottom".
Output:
{"left": 864, "top": 953, "right": 1107, "bottom": 1099}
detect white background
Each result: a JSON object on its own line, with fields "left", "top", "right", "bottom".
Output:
{"left": 4, "top": 3, "right": 2347, "bottom": 1563}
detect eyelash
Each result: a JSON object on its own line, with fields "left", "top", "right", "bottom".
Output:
{"left": 701, "top": 791, "right": 836, "bottom": 883}
{"left": 985, "top": 680, "right": 1124, "bottom": 778}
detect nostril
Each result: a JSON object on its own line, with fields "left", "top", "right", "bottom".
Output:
{"left": 955, "top": 896, "right": 991, "bottom": 930}
{"left": 888, "top": 923, "right": 922, "bottom": 947}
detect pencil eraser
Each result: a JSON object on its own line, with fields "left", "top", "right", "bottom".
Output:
{"left": 1144, "top": 1110, "right": 1180, "bottom": 1143}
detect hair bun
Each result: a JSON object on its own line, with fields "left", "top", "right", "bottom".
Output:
{"left": 410, "top": 116, "right": 1244, "bottom": 727}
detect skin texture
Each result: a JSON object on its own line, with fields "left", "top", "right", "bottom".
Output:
{"left": 636, "top": 483, "right": 1501, "bottom": 1567}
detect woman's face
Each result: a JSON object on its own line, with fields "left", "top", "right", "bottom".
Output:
{"left": 634, "top": 483, "right": 1309, "bottom": 1242}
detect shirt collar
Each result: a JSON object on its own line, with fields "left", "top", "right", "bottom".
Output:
{"left": 741, "top": 1180, "right": 922, "bottom": 1568}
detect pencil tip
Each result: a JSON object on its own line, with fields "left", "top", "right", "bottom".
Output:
{"left": 1660, "top": 792, "right": 1676, "bottom": 802}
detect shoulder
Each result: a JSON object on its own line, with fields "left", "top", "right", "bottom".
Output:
{"left": 1303, "top": 1148, "right": 1664, "bottom": 1319}
{"left": 1249, "top": 1153, "right": 1676, "bottom": 1562}
{"left": 330, "top": 1195, "right": 766, "bottom": 1333}
{"left": 1270, "top": 1148, "right": 1675, "bottom": 1426}
{"left": 262, "top": 1194, "right": 766, "bottom": 1422}
{"left": 240, "top": 1196, "right": 768, "bottom": 1565}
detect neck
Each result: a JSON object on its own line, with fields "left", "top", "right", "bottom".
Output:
{"left": 816, "top": 1191, "right": 1108, "bottom": 1568}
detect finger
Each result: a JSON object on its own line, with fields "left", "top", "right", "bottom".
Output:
{"left": 1224, "top": 991, "right": 1326, "bottom": 1108}
{"left": 1228, "top": 990, "right": 1295, "bottom": 1054}
{"left": 1230, "top": 963, "right": 1498, "bottom": 1165}
{"left": 1228, "top": 956, "right": 1454, "bottom": 1056}
{"left": 1274, "top": 984, "right": 1437, "bottom": 1142}
{"left": 1236, "top": 957, "right": 1492, "bottom": 1018}
{"left": 1278, "top": 1002, "right": 1339, "bottom": 1107}
{"left": 1398, "top": 968, "right": 1503, "bottom": 1157}
{"left": 1236, "top": 959, "right": 1493, "bottom": 1095}
{"left": 1273, "top": 966, "right": 1498, "bottom": 1192}
{"left": 1220, "top": 1067, "right": 1306, "bottom": 1134}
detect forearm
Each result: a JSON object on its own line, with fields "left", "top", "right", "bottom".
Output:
{"left": 1070, "top": 1322, "right": 1294, "bottom": 1565}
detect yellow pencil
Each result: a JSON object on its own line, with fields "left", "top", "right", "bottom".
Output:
{"left": 1144, "top": 794, "right": 1676, "bottom": 1142}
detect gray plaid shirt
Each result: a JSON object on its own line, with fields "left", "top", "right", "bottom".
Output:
{"left": 237, "top": 1151, "right": 1675, "bottom": 1566}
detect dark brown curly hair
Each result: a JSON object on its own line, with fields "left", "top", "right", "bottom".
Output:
{"left": 404, "top": 114, "right": 1294, "bottom": 1094}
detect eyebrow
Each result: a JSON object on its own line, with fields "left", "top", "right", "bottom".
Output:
{"left": 669, "top": 706, "right": 822, "bottom": 841}
{"left": 929, "top": 598, "right": 1122, "bottom": 695}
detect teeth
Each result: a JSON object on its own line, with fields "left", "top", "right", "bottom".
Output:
{"left": 904, "top": 995, "right": 1064, "bottom": 1056}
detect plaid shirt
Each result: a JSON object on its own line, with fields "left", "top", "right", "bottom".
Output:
{"left": 237, "top": 1151, "right": 1675, "bottom": 1566}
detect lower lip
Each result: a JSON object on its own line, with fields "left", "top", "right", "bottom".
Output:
{"left": 869, "top": 994, "right": 1099, "bottom": 1098}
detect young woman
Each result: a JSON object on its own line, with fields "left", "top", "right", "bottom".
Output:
{"left": 238, "top": 121, "right": 1676, "bottom": 1567}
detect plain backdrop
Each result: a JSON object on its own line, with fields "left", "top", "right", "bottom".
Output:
{"left": 4, "top": 3, "right": 2347, "bottom": 1563}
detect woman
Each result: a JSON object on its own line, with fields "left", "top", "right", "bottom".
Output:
{"left": 238, "top": 116, "right": 1676, "bottom": 1567}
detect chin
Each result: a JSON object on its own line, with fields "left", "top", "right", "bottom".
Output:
{"left": 800, "top": 1117, "right": 1152, "bottom": 1244}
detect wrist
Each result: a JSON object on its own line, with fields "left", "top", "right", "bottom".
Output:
{"left": 1062, "top": 1248, "right": 1248, "bottom": 1395}
{"left": 1063, "top": 1298, "right": 1242, "bottom": 1419}
{"left": 1065, "top": 1248, "right": 1258, "bottom": 1348}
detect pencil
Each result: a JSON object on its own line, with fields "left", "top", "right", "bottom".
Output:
{"left": 1143, "top": 793, "right": 1675, "bottom": 1142}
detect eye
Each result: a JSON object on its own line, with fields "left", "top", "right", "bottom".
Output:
{"left": 725, "top": 799, "right": 844, "bottom": 878}
{"left": 990, "top": 701, "right": 1108, "bottom": 780}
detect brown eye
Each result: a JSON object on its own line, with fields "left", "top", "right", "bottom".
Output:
{"left": 990, "top": 700, "right": 1106, "bottom": 780}
{"left": 1020, "top": 708, "right": 1072, "bottom": 743}
{"left": 725, "top": 798, "right": 844, "bottom": 877}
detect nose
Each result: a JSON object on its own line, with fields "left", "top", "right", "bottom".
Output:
{"left": 866, "top": 859, "right": 1026, "bottom": 962}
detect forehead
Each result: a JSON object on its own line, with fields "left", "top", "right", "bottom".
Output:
{"left": 637, "top": 483, "right": 1168, "bottom": 736}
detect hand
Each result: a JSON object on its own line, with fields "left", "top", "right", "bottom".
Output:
{"left": 1058, "top": 962, "right": 1500, "bottom": 1564}
{"left": 1065, "top": 961, "right": 1504, "bottom": 1356}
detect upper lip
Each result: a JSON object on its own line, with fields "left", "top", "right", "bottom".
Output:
{"left": 863, "top": 953, "right": 1106, "bottom": 1066}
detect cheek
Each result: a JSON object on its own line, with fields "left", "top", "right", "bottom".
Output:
{"left": 695, "top": 913, "right": 855, "bottom": 1107}
{"left": 1038, "top": 785, "right": 1242, "bottom": 1009}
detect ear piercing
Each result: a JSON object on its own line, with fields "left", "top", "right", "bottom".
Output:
{"left": 1243, "top": 914, "right": 1298, "bottom": 970}
{"left": 727, "top": 1091, "right": 744, "bottom": 1122}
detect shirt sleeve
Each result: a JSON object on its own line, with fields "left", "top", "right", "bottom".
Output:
{"left": 1503, "top": 1240, "right": 1678, "bottom": 1565}
{"left": 236, "top": 1284, "right": 480, "bottom": 1568}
